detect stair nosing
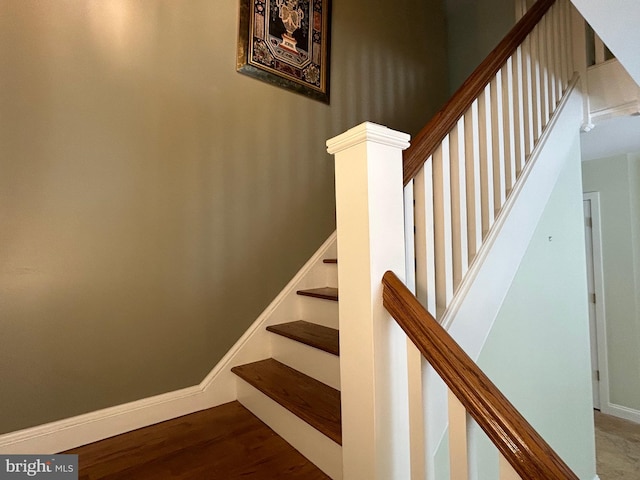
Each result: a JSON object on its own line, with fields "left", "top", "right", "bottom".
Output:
{"left": 267, "top": 320, "right": 339, "bottom": 356}
{"left": 296, "top": 287, "right": 338, "bottom": 302}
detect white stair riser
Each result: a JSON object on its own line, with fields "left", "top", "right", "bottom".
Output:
{"left": 297, "top": 298, "right": 339, "bottom": 329}
{"left": 236, "top": 381, "right": 343, "bottom": 480}
{"left": 323, "top": 263, "right": 339, "bottom": 288}
{"left": 270, "top": 335, "right": 340, "bottom": 390}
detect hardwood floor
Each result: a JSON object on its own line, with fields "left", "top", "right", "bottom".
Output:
{"left": 64, "top": 401, "right": 330, "bottom": 479}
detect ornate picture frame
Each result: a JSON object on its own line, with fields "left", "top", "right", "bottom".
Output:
{"left": 237, "top": 0, "right": 331, "bottom": 104}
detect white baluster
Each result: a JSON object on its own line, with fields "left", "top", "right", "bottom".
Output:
{"left": 545, "top": 9, "right": 557, "bottom": 112}
{"left": 522, "top": 36, "right": 535, "bottom": 156}
{"left": 553, "top": 3, "right": 564, "bottom": 101}
{"left": 403, "top": 180, "right": 425, "bottom": 480}
{"left": 433, "top": 138, "right": 454, "bottom": 314}
{"left": 464, "top": 102, "right": 482, "bottom": 262}
{"left": 404, "top": 182, "right": 416, "bottom": 292}
{"left": 407, "top": 342, "right": 425, "bottom": 480}
{"left": 530, "top": 25, "right": 543, "bottom": 142}
{"left": 478, "top": 85, "right": 495, "bottom": 237}
{"left": 450, "top": 118, "right": 469, "bottom": 291}
{"left": 503, "top": 58, "right": 517, "bottom": 193}
{"left": 448, "top": 391, "right": 470, "bottom": 480}
{"left": 539, "top": 16, "right": 550, "bottom": 128}
{"left": 414, "top": 162, "right": 436, "bottom": 317}
{"left": 568, "top": 0, "right": 578, "bottom": 79}
{"left": 570, "top": 2, "right": 591, "bottom": 128}
{"left": 491, "top": 74, "right": 506, "bottom": 212}
{"left": 559, "top": 0, "right": 570, "bottom": 89}
{"left": 513, "top": 46, "right": 527, "bottom": 175}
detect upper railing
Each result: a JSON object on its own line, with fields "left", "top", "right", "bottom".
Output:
{"left": 403, "top": 0, "right": 556, "bottom": 185}
{"left": 405, "top": 0, "right": 574, "bottom": 320}
{"left": 382, "top": 270, "right": 579, "bottom": 480}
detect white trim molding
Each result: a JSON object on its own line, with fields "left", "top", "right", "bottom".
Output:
{"left": 602, "top": 403, "right": 640, "bottom": 425}
{"left": 0, "top": 385, "right": 209, "bottom": 455}
{"left": 0, "top": 232, "right": 338, "bottom": 454}
{"left": 583, "top": 192, "right": 610, "bottom": 412}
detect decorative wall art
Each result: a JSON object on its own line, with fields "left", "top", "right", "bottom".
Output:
{"left": 237, "top": 0, "right": 331, "bottom": 103}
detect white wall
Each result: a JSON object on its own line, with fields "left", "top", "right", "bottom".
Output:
{"left": 582, "top": 152, "right": 640, "bottom": 416}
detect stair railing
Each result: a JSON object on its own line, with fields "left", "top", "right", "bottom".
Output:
{"left": 404, "top": 0, "right": 574, "bottom": 321}
{"left": 382, "top": 270, "right": 579, "bottom": 479}
{"left": 327, "top": 0, "right": 579, "bottom": 478}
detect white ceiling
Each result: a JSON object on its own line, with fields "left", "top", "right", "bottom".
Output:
{"left": 581, "top": 115, "right": 640, "bottom": 161}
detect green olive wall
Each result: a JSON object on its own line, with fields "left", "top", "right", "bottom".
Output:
{"left": 0, "top": 0, "right": 449, "bottom": 433}
{"left": 444, "top": 0, "right": 515, "bottom": 92}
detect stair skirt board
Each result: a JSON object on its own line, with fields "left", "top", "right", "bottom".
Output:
{"left": 236, "top": 380, "right": 343, "bottom": 480}
{"left": 270, "top": 335, "right": 341, "bottom": 390}
{"left": 0, "top": 232, "right": 338, "bottom": 454}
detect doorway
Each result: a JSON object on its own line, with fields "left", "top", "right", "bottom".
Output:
{"left": 583, "top": 192, "right": 609, "bottom": 410}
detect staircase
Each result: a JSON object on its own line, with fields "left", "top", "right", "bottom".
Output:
{"left": 225, "top": 1, "right": 596, "bottom": 478}
{"left": 226, "top": 1, "right": 585, "bottom": 478}
{"left": 230, "top": 256, "right": 343, "bottom": 479}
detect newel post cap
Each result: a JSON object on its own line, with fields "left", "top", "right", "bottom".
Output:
{"left": 326, "top": 122, "right": 411, "bottom": 155}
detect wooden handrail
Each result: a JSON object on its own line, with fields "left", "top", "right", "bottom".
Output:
{"left": 403, "top": 0, "right": 556, "bottom": 185}
{"left": 382, "top": 271, "right": 579, "bottom": 480}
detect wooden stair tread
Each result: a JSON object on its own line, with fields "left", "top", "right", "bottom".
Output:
{"left": 267, "top": 321, "right": 339, "bottom": 356}
{"left": 323, "top": 258, "right": 337, "bottom": 264}
{"left": 231, "top": 359, "right": 342, "bottom": 445}
{"left": 297, "top": 287, "right": 338, "bottom": 301}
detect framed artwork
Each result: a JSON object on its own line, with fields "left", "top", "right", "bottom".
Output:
{"left": 237, "top": 0, "right": 331, "bottom": 103}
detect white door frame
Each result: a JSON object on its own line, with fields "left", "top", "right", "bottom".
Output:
{"left": 583, "top": 192, "right": 610, "bottom": 412}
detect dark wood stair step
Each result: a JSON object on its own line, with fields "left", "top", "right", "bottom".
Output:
{"left": 323, "top": 258, "right": 337, "bottom": 264}
{"left": 231, "top": 359, "right": 342, "bottom": 445}
{"left": 297, "top": 287, "right": 338, "bottom": 302}
{"left": 267, "top": 321, "right": 339, "bottom": 356}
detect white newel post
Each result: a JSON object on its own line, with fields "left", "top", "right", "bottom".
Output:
{"left": 327, "top": 122, "right": 411, "bottom": 480}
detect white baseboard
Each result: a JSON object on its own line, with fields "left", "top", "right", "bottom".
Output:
{"left": 601, "top": 402, "right": 640, "bottom": 425}
{"left": 0, "top": 232, "right": 338, "bottom": 454}
{"left": 0, "top": 385, "right": 218, "bottom": 455}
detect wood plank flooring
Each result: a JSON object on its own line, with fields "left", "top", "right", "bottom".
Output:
{"left": 64, "top": 401, "right": 330, "bottom": 479}
{"left": 595, "top": 410, "right": 640, "bottom": 480}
